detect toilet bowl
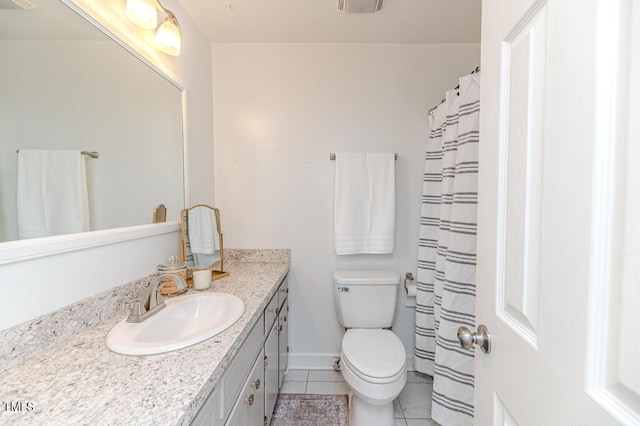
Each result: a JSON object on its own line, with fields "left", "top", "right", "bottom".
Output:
{"left": 333, "top": 270, "right": 407, "bottom": 426}
{"left": 340, "top": 329, "right": 407, "bottom": 426}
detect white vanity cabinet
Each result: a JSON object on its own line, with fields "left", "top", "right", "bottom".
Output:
{"left": 191, "top": 275, "right": 289, "bottom": 426}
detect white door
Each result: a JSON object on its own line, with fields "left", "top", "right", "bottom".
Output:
{"left": 475, "top": 0, "right": 640, "bottom": 424}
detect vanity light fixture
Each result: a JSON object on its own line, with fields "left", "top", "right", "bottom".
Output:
{"left": 124, "top": 0, "right": 182, "bottom": 56}
{"left": 125, "top": 0, "right": 157, "bottom": 29}
{"left": 155, "top": 11, "right": 181, "bottom": 56}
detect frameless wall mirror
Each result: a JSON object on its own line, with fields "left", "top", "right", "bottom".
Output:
{"left": 0, "top": 0, "right": 184, "bottom": 244}
{"left": 180, "top": 205, "right": 229, "bottom": 281}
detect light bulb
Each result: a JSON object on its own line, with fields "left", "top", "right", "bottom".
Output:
{"left": 125, "top": 0, "right": 158, "bottom": 30}
{"left": 156, "top": 16, "right": 181, "bottom": 56}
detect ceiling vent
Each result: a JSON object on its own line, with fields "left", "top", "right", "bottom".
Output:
{"left": 337, "top": 0, "right": 384, "bottom": 14}
{"left": 0, "top": 0, "right": 36, "bottom": 10}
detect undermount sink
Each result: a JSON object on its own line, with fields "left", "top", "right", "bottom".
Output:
{"left": 106, "top": 292, "right": 245, "bottom": 355}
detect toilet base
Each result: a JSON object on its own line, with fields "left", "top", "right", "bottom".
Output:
{"left": 349, "top": 392, "right": 394, "bottom": 426}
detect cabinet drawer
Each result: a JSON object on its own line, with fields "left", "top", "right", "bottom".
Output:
{"left": 221, "top": 321, "right": 263, "bottom": 421}
{"left": 277, "top": 275, "right": 289, "bottom": 309}
{"left": 264, "top": 292, "right": 279, "bottom": 335}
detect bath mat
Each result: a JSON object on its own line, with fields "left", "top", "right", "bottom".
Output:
{"left": 270, "top": 394, "right": 348, "bottom": 426}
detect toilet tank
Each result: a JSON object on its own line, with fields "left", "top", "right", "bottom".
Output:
{"left": 334, "top": 271, "right": 400, "bottom": 328}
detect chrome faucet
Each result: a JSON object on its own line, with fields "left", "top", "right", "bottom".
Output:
{"left": 126, "top": 273, "right": 187, "bottom": 323}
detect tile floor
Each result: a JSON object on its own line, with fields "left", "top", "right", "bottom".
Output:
{"left": 281, "top": 369, "right": 439, "bottom": 426}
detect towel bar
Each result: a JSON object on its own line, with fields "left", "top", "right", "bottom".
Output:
{"left": 17, "top": 150, "right": 99, "bottom": 159}
{"left": 329, "top": 153, "right": 397, "bottom": 160}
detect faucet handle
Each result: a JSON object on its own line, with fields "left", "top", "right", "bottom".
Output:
{"left": 127, "top": 301, "right": 144, "bottom": 323}
{"left": 132, "top": 301, "right": 143, "bottom": 314}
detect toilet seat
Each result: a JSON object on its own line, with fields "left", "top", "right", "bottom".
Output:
{"left": 342, "top": 329, "right": 406, "bottom": 385}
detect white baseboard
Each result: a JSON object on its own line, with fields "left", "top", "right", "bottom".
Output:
{"left": 288, "top": 353, "right": 340, "bottom": 370}
{"left": 288, "top": 353, "right": 417, "bottom": 372}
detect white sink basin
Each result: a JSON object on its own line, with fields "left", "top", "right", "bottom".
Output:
{"left": 106, "top": 292, "right": 245, "bottom": 355}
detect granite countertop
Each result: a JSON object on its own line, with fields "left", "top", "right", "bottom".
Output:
{"left": 0, "top": 260, "right": 289, "bottom": 426}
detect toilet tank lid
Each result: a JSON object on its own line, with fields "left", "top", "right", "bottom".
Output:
{"left": 334, "top": 271, "right": 400, "bottom": 285}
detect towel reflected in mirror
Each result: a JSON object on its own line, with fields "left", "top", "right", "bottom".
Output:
{"left": 17, "top": 149, "right": 90, "bottom": 239}
{"left": 180, "top": 204, "right": 229, "bottom": 281}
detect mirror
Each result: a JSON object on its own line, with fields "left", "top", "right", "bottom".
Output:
{"left": 0, "top": 0, "right": 184, "bottom": 243}
{"left": 180, "top": 205, "right": 229, "bottom": 281}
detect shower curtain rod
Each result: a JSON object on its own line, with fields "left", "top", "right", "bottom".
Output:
{"left": 16, "top": 150, "right": 99, "bottom": 158}
{"left": 428, "top": 66, "right": 480, "bottom": 116}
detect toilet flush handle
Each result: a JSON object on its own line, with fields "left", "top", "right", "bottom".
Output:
{"left": 337, "top": 286, "right": 349, "bottom": 292}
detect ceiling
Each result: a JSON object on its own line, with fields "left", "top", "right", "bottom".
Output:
{"left": 177, "top": 0, "right": 482, "bottom": 43}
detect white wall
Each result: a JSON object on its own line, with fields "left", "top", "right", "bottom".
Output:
{"left": 212, "top": 43, "right": 480, "bottom": 368}
{"left": 0, "top": 0, "right": 214, "bottom": 331}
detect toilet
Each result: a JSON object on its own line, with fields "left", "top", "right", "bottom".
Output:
{"left": 334, "top": 271, "right": 407, "bottom": 426}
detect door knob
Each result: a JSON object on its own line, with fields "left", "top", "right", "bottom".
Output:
{"left": 457, "top": 324, "right": 491, "bottom": 354}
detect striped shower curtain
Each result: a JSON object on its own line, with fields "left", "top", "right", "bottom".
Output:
{"left": 414, "top": 72, "right": 480, "bottom": 425}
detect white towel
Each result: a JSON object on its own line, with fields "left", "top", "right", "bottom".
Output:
{"left": 188, "top": 207, "right": 220, "bottom": 254}
{"left": 334, "top": 153, "right": 396, "bottom": 254}
{"left": 17, "top": 149, "right": 90, "bottom": 239}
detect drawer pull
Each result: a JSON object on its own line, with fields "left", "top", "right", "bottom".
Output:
{"left": 244, "top": 394, "right": 254, "bottom": 406}
{"left": 278, "top": 324, "right": 283, "bottom": 332}
{"left": 282, "top": 315, "right": 287, "bottom": 322}
{"left": 270, "top": 307, "right": 280, "bottom": 315}
{"left": 251, "top": 379, "right": 261, "bottom": 390}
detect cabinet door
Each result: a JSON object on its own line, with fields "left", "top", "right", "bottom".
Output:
{"left": 278, "top": 300, "right": 289, "bottom": 389}
{"left": 225, "top": 349, "right": 265, "bottom": 426}
{"left": 264, "top": 322, "right": 279, "bottom": 426}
